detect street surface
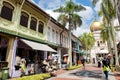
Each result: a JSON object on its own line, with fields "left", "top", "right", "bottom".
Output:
{"left": 46, "top": 64, "right": 120, "bottom": 80}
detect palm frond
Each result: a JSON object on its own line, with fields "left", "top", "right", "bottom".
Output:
{"left": 54, "top": 6, "right": 65, "bottom": 13}
{"left": 71, "top": 14, "right": 82, "bottom": 30}
{"left": 57, "top": 14, "right": 68, "bottom": 26}
{"left": 100, "top": 26, "right": 109, "bottom": 43}
{"left": 92, "top": 0, "right": 99, "bottom": 7}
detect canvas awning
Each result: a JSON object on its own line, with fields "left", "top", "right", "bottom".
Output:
{"left": 21, "top": 39, "right": 57, "bottom": 52}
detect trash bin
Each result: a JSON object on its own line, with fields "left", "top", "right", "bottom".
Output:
{"left": 2, "top": 67, "right": 9, "bottom": 80}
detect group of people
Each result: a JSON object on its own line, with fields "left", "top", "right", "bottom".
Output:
{"left": 81, "top": 54, "right": 112, "bottom": 80}
{"left": 15, "top": 54, "right": 58, "bottom": 77}
{"left": 42, "top": 58, "right": 57, "bottom": 73}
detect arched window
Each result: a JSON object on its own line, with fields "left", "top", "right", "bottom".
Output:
{"left": 38, "top": 21, "right": 44, "bottom": 33}
{"left": 0, "top": 2, "right": 14, "bottom": 21}
{"left": 20, "top": 12, "right": 29, "bottom": 27}
{"left": 30, "top": 17, "right": 37, "bottom": 31}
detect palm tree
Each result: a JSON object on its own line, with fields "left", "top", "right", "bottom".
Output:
{"left": 79, "top": 32, "right": 95, "bottom": 62}
{"left": 92, "top": 0, "right": 119, "bottom": 65}
{"left": 54, "top": 1, "right": 86, "bottom": 67}
{"left": 79, "top": 33, "right": 95, "bottom": 51}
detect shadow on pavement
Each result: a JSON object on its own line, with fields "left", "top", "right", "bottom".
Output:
{"left": 109, "top": 72, "right": 120, "bottom": 76}
{"left": 70, "top": 70, "right": 102, "bottom": 79}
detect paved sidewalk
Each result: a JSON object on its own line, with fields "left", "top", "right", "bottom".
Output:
{"left": 46, "top": 64, "right": 117, "bottom": 80}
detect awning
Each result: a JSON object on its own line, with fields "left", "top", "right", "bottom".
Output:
{"left": 63, "top": 54, "right": 68, "bottom": 57}
{"left": 77, "top": 50, "right": 86, "bottom": 55}
{"left": 98, "top": 49, "right": 109, "bottom": 54}
{"left": 21, "top": 39, "right": 57, "bottom": 52}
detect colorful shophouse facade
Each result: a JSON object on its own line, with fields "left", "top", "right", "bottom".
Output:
{"left": 0, "top": 0, "right": 83, "bottom": 78}
{"left": 0, "top": 0, "right": 57, "bottom": 77}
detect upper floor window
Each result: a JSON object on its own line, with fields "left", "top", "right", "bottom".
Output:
{"left": 0, "top": 2, "right": 14, "bottom": 21}
{"left": 20, "top": 12, "right": 29, "bottom": 27}
{"left": 30, "top": 17, "right": 37, "bottom": 31}
{"left": 38, "top": 21, "right": 44, "bottom": 33}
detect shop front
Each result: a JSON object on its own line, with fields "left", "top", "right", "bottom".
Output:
{"left": 11, "top": 38, "right": 57, "bottom": 77}
{"left": 0, "top": 36, "right": 56, "bottom": 78}
{"left": 0, "top": 34, "right": 9, "bottom": 78}
{"left": 0, "top": 33, "right": 19, "bottom": 79}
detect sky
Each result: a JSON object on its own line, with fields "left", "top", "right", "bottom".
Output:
{"left": 32, "top": 0, "right": 118, "bottom": 37}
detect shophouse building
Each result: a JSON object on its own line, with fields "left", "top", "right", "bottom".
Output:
{"left": 47, "top": 17, "right": 69, "bottom": 68}
{"left": 0, "top": 0, "right": 56, "bottom": 78}
{"left": 0, "top": 0, "right": 83, "bottom": 78}
{"left": 71, "top": 34, "right": 83, "bottom": 65}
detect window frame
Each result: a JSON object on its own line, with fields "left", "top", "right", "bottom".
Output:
{"left": 20, "top": 12, "right": 29, "bottom": 27}
{"left": 38, "top": 21, "right": 44, "bottom": 33}
{"left": 0, "top": 2, "right": 14, "bottom": 21}
{"left": 30, "top": 17, "right": 37, "bottom": 31}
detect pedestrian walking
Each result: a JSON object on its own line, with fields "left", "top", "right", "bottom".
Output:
{"left": 93, "top": 57, "right": 95, "bottom": 64}
{"left": 97, "top": 56, "right": 102, "bottom": 67}
{"left": 102, "top": 54, "right": 111, "bottom": 80}
{"left": 81, "top": 56, "right": 86, "bottom": 69}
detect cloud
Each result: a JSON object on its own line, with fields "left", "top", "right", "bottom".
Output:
{"left": 94, "top": 0, "right": 102, "bottom": 12}
{"left": 45, "top": 10, "right": 60, "bottom": 20}
{"left": 72, "top": 6, "right": 94, "bottom": 37}
{"left": 78, "top": 6, "right": 93, "bottom": 21}
{"left": 72, "top": 25, "right": 90, "bottom": 37}
{"left": 38, "top": 0, "right": 63, "bottom": 9}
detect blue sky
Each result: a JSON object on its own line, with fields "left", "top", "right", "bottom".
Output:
{"left": 32, "top": 0, "right": 102, "bottom": 37}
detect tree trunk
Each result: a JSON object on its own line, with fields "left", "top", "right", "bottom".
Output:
{"left": 110, "top": 21, "right": 119, "bottom": 66}
{"left": 108, "top": 26, "right": 114, "bottom": 65}
{"left": 112, "top": 0, "right": 120, "bottom": 26}
{"left": 68, "top": 29, "right": 72, "bottom": 67}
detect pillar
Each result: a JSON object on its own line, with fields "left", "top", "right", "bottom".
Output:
{"left": 44, "top": 51, "right": 47, "bottom": 59}
{"left": 0, "top": 0, "right": 3, "bottom": 14}
{"left": 58, "top": 48, "right": 62, "bottom": 68}
{"left": 6, "top": 37, "right": 17, "bottom": 77}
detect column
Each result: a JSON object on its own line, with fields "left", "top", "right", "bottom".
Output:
{"left": 28, "top": 15, "right": 31, "bottom": 29}
{"left": 6, "top": 37, "right": 17, "bottom": 77}
{"left": 44, "top": 51, "right": 47, "bottom": 59}
{"left": 0, "top": 0, "right": 3, "bottom": 14}
{"left": 36, "top": 19, "right": 39, "bottom": 32}
{"left": 57, "top": 48, "right": 62, "bottom": 68}
{"left": 12, "top": 4, "right": 21, "bottom": 27}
